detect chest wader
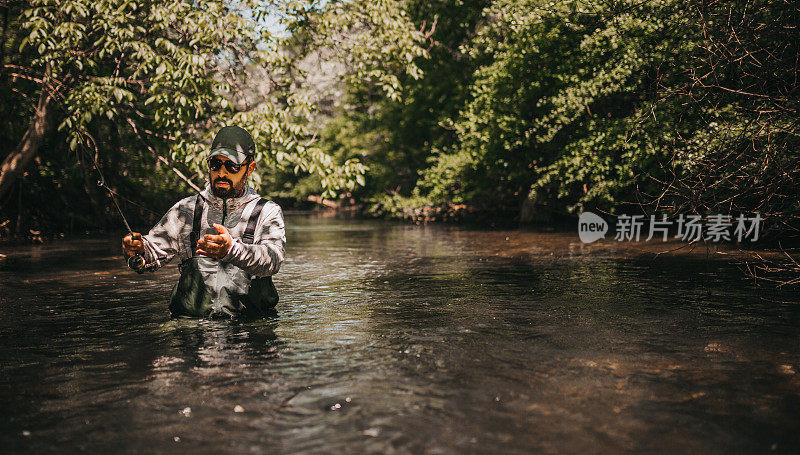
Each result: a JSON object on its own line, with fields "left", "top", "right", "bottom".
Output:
{"left": 168, "top": 196, "right": 279, "bottom": 319}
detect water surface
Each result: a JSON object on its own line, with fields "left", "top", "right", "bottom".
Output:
{"left": 1, "top": 215, "right": 799, "bottom": 453}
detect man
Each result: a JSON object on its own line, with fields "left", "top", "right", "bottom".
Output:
{"left": 122, "top": 125, "right": 285, "bottom": 319}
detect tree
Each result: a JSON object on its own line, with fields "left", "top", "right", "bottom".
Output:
{"left": 661, "top": 0, "right": 800, "bottom": 236}
{"left": 310, "top": 0, "right": 488, "bottom": 214}
{"left": 0, "top": 0, "right": 425, "bottom": 209}
{"left": 406, "top": 0, "right": 698, "bottom": 219}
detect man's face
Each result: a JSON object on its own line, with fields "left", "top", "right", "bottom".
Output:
{"left": 208, "top": 155, "right": 255, "bottom": 198}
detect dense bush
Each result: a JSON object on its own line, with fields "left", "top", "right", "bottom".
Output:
{"left": 322, "top": 0, "right": 798, "bottom": 238}
{"left": 1, "top": 0, "right": 796, "bottom": 243}
{"left": 0, "top": 0, "right": 424, "bottom": 237}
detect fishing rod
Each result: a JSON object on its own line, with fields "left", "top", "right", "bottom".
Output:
{"left": 77, "top": 133, "right": 156, "bottom": 273}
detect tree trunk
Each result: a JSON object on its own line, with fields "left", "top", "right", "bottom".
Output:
{"left": 0, "top": 67, "right": 54, "bottom": 200}
{"left": 0, "top": 4, "right": 10, "bottom": 69}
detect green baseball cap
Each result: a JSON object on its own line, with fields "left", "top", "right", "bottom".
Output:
{"left": 209, "top": 125, "right": 256, "bottom": 164}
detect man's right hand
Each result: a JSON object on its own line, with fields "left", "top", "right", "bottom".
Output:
{"left": 122, "top": 232, "right": 145, "bottom": 257}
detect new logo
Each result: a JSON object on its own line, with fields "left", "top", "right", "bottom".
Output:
{"left": 578, "top": 211, "right": 608, "bottom": 243}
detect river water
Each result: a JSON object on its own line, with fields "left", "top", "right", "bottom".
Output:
{"left": 1, "top": 215, "right": 799, "bottom": 454}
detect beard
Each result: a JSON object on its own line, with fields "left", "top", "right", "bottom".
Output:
{"left": 211, "top": 177, "right": 242, "bottom": 198}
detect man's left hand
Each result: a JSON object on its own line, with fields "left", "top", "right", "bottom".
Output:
{"left": 196, "top": 223, "right": 233, "bottom": 258}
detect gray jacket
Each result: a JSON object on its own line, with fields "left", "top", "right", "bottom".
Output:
{"left": 140, "top": 185, "right": 285, "bottom": 277}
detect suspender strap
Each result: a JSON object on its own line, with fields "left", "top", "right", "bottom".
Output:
{"left": 242, "top": 198, "right": 268, "bottom": 244}
{"left": 190, "top": 195, "right": 205, "bottom": 255}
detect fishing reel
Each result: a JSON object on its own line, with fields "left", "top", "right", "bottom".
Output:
{"left": 126, "top": 253, "right": 157, "bottom": 274}
{"left": 125, "top": 232, "right": 156, "bottom": 274}
{"left": 127, "top": 254, "right": 146, "bottom": 273}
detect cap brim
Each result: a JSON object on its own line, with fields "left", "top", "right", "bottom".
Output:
{"left": 209, "top": 148, "right": 249, "bottom": 164}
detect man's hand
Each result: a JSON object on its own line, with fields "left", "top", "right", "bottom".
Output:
{"left": 196, "top": 223, "right": 233, "bottom": 259}
{"left": 122, "top": 232, "right": 145, "bottom": 257}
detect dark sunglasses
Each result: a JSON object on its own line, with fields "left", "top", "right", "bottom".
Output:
{"left": 208, "top": 156, "right": 249, "bottom": 173}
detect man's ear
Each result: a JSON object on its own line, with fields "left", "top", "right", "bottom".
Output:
{"left": 246, "top": 160, "right": 256, "bottom": 178}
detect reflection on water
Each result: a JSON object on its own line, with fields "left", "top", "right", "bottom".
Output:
{"left": 1, "top": 216, "right": 799, "bottom": 453}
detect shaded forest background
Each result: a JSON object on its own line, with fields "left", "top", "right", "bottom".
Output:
{"left": 1, "top": 0, "right": 798, "bottom": 247}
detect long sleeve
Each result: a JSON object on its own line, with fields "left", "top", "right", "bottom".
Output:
{"left": 221, "top": 203, "right": 285, "bottom": 277}
{"left": 139, "top": 198, "right": 193, "bottom": 270}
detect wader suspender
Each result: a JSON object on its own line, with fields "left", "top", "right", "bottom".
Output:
{"left": 170, "top": 195, "right": 277, "bottom": 318}
{"left": 238, "top": 197, "right": 278, "bottom": 317}
{"left": 243, "top": 199, "right": 268, "bottom": 244}
{"left": 189, "top": 195, "right": 205, "bottom": 256}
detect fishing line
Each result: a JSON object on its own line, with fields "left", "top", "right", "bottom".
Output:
{"left": 75, "top": 131, "right": 156, "bottom": 273}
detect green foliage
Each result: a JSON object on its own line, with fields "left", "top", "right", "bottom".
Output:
{"left": 415, "top": 0, "right": 697, "bottom": 215}
{"left": 309, "top": 0, "right": 488, "bottom": 209}
{"left": 3, "top": 0, "right": 796, "bottom": 238}
{"left": 328, "top": 0, "right": 797, "bottom": 237}
{"left": 346, "top": 0, "right": 800, "bottom": 239}
{"left": 20, "top": 0, "right": 406, "bottom": 197}
{"left": 2, "top": 0, "right": 426, "bottom": 234}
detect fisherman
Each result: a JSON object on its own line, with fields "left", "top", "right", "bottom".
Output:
{"left": 121, "top": 125, "right": 285, "bottom": 319}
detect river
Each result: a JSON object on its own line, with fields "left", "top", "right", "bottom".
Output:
{"left": 1, "top": 214, "right": 799, "bottom": 453}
